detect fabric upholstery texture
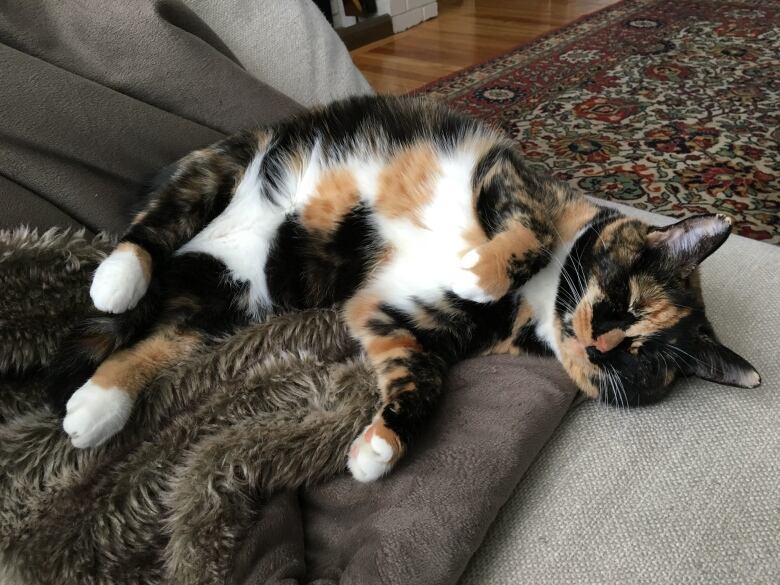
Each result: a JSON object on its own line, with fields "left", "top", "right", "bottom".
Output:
{"left": 460, "top": 203, "right": 780, "bottom": 584}
{"left": 181, "top": 0, "right": 373, "bottom": 107}
{"left": 0, "top": 0, "right": 372, "bottom": 236}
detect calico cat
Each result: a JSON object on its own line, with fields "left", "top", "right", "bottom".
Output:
{"left": 47, "top": 95, "right": 760, "bottom": 482}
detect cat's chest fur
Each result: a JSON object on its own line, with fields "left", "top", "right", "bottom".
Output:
{"left": 518, "top": 232, "right": 582, "bottom": 359}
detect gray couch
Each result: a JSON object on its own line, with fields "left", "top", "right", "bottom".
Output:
{"left": 1, "top": 1, "right": 777, "bottom": 583}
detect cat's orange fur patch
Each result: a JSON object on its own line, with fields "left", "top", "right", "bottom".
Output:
{"left": 116, "top": 242, "right": 152, "bottom": 283}
{"left": 627, "top": 301, "right": 691, "bottom": 338}
{"left": 628, "top": 275, "right": 692, "bottom": 337}
{"left": 469, "top": 221, "right": 540, "bottom": 298}
{"left": 376, "top": 144, "right": 439, "bottom": 225}
{"left": 91, "top": 328, "right": 200, "bottom": 397}
{"left": 556, "top": 317, "right": 599, "bottom": 397}
{"left": 572, "top": 295, "right": 595, "bottom": 345}
{"left": 598, "top": 217, "right": 635, "bottom": 250}
{"left": 556, "top": 198, "right": 598, "bottom": 241}
{"left": 343, "top": 293, "right": 381, "bottom": 330}
{"left": 461, "top": 222, "right": 489, "bottom": 255}
{"left": 302, "top": 168, "right": 360, "bottom": 233}
{"left": 366, "top": 334, "right": 421, "bottom": 359}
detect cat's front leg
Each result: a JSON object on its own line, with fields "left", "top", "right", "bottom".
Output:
{"left": 344, "top": 294, "right": 448, "bottom": 482}
{"left": 452, "top": 219, "right": 549, "bottom": 303}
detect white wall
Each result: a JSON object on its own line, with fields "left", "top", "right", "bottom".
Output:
{"left": 336, "top": 0, "right": 438, "bottom": 32}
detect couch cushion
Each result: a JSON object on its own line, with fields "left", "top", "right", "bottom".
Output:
{"left": 461, "top": 203, "right": 780, "bottom": 584}
{"left": 181, "top": 0, "right": 373, "bottom": 107}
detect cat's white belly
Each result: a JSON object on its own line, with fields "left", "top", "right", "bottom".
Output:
{"left": 369, "top": 151, "right": 479, "bottom": 310}
{"left": 176, "top": 149, "right": 480, "bottom": 314}
{"left": 177, "top": 155, "right": 281, "bottom": 316}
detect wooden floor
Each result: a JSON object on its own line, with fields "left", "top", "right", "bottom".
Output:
{"left": 351, "top": 0, "right": 620, "bottom": 94}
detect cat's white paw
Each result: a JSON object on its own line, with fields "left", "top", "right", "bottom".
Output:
{"left": 63, "top": 380, "right": 134, "bottom": 448}
{"left": 450, "top": 250, "right": 494, "bottom": 303}
{"left": 347, "top": 425, "right": 396, "bottom": 483}
{"left": 90, "top": 249, "right": 148, "bottom": 313}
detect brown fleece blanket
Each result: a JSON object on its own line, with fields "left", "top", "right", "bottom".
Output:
{"left": 0, "top": 3, "right": 578, "bottom": 583}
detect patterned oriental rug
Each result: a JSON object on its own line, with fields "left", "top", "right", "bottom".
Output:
{"left": 418, "top": 0, "right": 780, "bottom": 244}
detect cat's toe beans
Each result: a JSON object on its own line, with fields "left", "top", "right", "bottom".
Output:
{"left": 347, "top": 429, "right": 395, "bottom": 483}
{"left": 90, "top": 250, "right": 148, "bottom": 313}
{"left": 63, "top": 380, "right": 134, "bottom": 449}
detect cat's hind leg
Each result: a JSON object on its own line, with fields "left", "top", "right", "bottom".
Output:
{"left": 63, "top": 324, "right": 201, "bottom": 448}
{"left": 92, "top": 130, "right": 270, "bottom": 314}
{"left": 57, "top": 253, "right": 248, "bottom": 448}
{"left": 344, "top": 293, "right": 449, "bottom": 482}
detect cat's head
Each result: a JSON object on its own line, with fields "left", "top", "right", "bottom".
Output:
{"left": 555, "top": 212, "right": 760, "bottom": 405}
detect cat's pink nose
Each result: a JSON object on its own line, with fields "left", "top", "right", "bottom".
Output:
{"left": 593, "top": 330, "right": 626, "bottom": 353}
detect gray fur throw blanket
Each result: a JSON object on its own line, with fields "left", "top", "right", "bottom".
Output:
{"left": 0, "top": 228, "right": 576, "bottom": 585}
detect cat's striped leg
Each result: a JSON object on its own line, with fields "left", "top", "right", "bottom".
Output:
{"left": 452, "top": 146, "right": 565, "bottom": 303}
{"left": 344, "top": 294, "right": 448, "bottom": 482}
{"left": 63, "top": 325, "right": 202, "bottom": 448}
{"left": 62, "top": 253, "right": 247, "bottom": 448}
{"left": 92, "top": 131, "right": 268, "bottom": 314}
{"left": 452, "top": 219, "right": 551, "bottom": 302}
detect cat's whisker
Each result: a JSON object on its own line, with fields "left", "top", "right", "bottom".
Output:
{"left": 610, "top": 366, "right": 624, "bottom": 412}
{"left": 613, "top": 365, "right": 628, "bottom": 411}
{"left": 664, "top": 343, "right": 708, "bottom": 368}
{"left": 587, "top": 222, "right": 608, "bottom": 252}
{"left": 549, "top": 224, "right": 589, "bottom": 298}
{"left": 597, "top": 369, "right": 610, "bottom": 407}
{"left": 602, "top": 365, "right": 618, "bottom": 410}
{"left": 661, "top": 349, "right": 684, "bottom": 374}
{"left": 541, "top": 243, "right": 585, "bottom": 303}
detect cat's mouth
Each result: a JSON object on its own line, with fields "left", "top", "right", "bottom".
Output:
{"left": 557, "top": 327, "right": 639, "bottom": 401}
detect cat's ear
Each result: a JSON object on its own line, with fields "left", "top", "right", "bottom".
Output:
{"left": 687, "top": 337, "right": 761, "bottom": 389}
{"left": 646, "top": 214, "right": 732, "bottom": 275}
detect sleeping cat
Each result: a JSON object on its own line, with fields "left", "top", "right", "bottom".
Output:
{"left": 48, "top": 95, "right": 760, "bottom": 482}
